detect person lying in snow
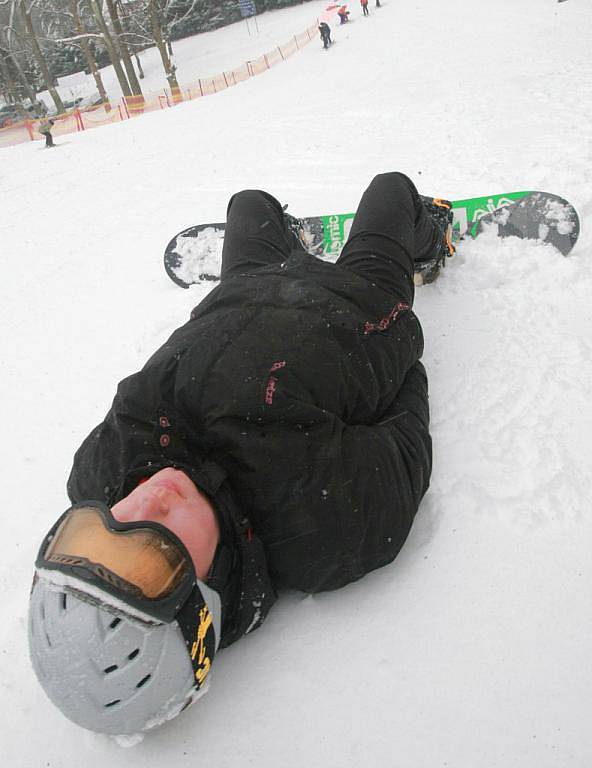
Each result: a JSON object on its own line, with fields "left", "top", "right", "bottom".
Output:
{"left": 28, "top": 172, "right": 453, "bottom": 737}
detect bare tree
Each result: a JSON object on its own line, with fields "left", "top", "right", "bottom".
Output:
{"left": 0, "top": 45, "right": 20, "bottom": 102}
{"left": 147, "top": 0, "right": 179, "bottom": 94}
{"left": 0, "top": 1, "right": 38, "bottom": 103}
{"left": 88, "top": 0, "right": 132, "bottom": 97}
{"left": 104, "top": 0, "right": 141, "bottom": 95}
{"left": 1, "top": 0, "right": 212, "bottom": 113}
{"left": 68, "top": 0, "right": 109, "bottom": 107}
{"left": 17, "top": 0, "right": 65, "bottom": 112}
{"left": 102, "top": 0, "right": 181, "bottom": 95}
{"left": 133, "top": 49, "right": 143, "bottom": 78}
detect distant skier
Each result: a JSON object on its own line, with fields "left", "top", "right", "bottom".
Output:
{"left": 319, "top": 21, "right": 332, "bottom": 48}
{"left": 38, "top": 118, "right": 55, "bottom": 148}
{"left": 376, "top": 0, "right": 381, "bottom": 6}
{"left": 337, "top": 5, "right": 350, "bottom": 23}
{"left": 361, "top": 0, "right": 370, "bottom": 16}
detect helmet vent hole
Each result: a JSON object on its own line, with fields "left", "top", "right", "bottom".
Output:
{"left": 105, "top": 699, "right": 121, "bottom": 708}
{"left": 136, "top": 674, "right": 151, "bottom": 689}
{"left": 128, "top": 648, "right": 140, "bottom": 660}
{"left": 104, "top": 665, "right": 118, "bottom": 674}
{"left": 61, "top": 593, "right": 68, "bottom": 610}
{"left": 109, "top": 617, "right": 121, "bottom": 630}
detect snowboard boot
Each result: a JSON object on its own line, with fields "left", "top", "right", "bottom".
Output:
{"left": 414, "top": 197, "right": 456, "bottom": 285}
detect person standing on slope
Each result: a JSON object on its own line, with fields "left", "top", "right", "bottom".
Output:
{"left": 361, "top": 0, "right": 370, "bottom": 16}
{"left": 28, "top": 172, "right": 454, "bottom": 737}
{"left": 319, "top": 21, "right": 332, "bottom": 48}
{"left": 38, "top": 118, "right": 55, "bottom": 148}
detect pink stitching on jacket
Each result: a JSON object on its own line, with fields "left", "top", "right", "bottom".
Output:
{"left": 364, "top": 302, "right": 410, "bottom": 335}
{"left": 265, "top": 360, "right": 286, "bottom": 404}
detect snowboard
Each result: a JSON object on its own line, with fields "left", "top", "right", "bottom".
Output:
{"left": 164, "top": 191, "right": 580, "bottom": 288}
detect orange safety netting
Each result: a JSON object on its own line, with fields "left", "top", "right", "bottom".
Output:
{"left": 0, "top": 121, "right": 29, "bottom": 148}
{"left": 79, "top": 103, "right": 124, "bottom": 129}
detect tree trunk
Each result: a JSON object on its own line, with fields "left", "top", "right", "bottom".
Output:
{"left": 10, "top": 55, "right": 37, "bottom": 104}
{"left": 104, "top": 0, "right": 142, "bottom": 95}
{"left": 0, "top": 51, "right": 20, "bottom": 104}
{"left": 70, "top": 0, "right": 110, "bottom": 109}
{"left": 148, "top": 0, "right": 180, "bottom": 93}
{"left": 134, "top": 53, "right": 144, "bottom": 79}
{"left": 18, "top": 1, "right": 65, "bottom": 114}
{"left": 0, "top": 29, "right": 37, "bottom": 104}
{"left": 88, "top": 0, "right": 132, "bottom": 98}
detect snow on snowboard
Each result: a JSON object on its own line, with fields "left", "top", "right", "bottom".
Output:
{"left": 164, "top": 191, "right": 580, "bottom": 288}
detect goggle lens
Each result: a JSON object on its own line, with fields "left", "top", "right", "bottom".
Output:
{"left": 43, "top": 506, "right": 189, "bottom": 600}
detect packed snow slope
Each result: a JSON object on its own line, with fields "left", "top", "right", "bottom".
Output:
{"left": 2, "top": 0, "right": 592, "bottom": 765}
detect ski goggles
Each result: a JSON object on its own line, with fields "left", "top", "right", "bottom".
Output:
{"left": 36, "top": 501, "right": 200, "bottom": 624}
{"left": 35, "top": 501, "right": 220, "bottom": 689}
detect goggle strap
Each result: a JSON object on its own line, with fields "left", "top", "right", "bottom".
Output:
{"left": 176, "top": 583, "right": 218, "bottom": 689}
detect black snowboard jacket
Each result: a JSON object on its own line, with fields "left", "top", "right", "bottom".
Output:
{"left": 68, "top": 251, "right": 432, "bottom": 646}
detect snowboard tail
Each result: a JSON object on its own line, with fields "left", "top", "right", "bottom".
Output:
{"left": 472, "top": 192, "right": 579, "bottom": 256}
{"left": 164, "top": 191, "right": 580, "bottom": 288}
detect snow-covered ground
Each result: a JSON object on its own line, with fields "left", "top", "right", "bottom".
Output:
{"left": 2, "top": 0, "right": 592, "bottom": 765}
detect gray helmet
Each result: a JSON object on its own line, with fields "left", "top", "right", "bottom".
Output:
{"left": 28, "top": 576, "right": 221, "bottom": 736}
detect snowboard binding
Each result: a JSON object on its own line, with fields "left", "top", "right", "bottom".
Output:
{"left": 414, "top": 197, "right": 456, "bottom": 285}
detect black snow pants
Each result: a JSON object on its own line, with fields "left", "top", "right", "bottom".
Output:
{"left": 219, "top": 171, "right": 437, "bottom": 433}
{"left": 221, "top": 171, "right": 437, "bottom": 303}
